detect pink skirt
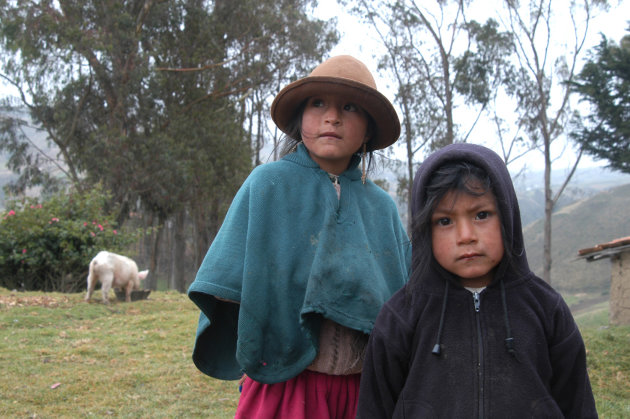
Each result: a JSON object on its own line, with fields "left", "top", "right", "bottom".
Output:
{"left": 234, "top": 370, "right": 360, "bottom": 419}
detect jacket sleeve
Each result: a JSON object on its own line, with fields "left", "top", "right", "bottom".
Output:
{"left": 357, "top": 294, "right": 412, "bottom": 418}
{"left": 548, "top": 298, "right": 598, "bottom": 418}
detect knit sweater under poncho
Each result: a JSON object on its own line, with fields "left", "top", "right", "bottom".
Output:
{"left": 188, "top": 144, "right": 411, "bottom": 384}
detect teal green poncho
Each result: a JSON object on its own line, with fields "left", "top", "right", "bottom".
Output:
{"left": 188, "top": 144, "right": 410, "bottom": 384}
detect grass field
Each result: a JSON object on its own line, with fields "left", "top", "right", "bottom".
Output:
{"left": 0, "top": 290, "right": 240, "bottom": 418}
{"left": 1, "top": 289, "right": 629, "bottom": 418}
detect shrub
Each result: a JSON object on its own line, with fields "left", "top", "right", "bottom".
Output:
{"left": 0, "top": 185, "right": 143, "bottom": 292}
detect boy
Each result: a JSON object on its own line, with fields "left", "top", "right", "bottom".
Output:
{"left": 357, "top": 143, "right": 597, "bottom": 418}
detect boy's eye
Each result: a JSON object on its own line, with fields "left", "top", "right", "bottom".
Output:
{"left": 476, "top": 211, "right": 490, "bottom": 220}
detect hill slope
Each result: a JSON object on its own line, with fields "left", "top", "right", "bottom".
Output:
{"left": 514, "top": 166, "right": 630, "bottom": 226}
{"left": 523, "top": 182, "right": 630, "bottom": 292}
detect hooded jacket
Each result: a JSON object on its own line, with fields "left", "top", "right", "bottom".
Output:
{"left": 188, "top": 143, "right": 410, "bottom": 384}
{"left": 357, "top": 144, "right": 597, "bottom": 418}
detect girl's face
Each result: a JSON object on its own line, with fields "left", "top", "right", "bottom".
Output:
{"left": 430, "top": 186, "right": 504, "bottom": 288}
{"left": 300, "top": 93, "right": 369, "bottom": 175}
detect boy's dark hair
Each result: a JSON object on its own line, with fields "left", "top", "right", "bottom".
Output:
{"left": 408, "top": 161, "right": 515, "bottom": 291}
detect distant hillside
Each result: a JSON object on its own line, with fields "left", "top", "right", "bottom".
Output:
{"left": 523, "top": 182, "right": 630, "bottom": 293}
{"left": 514, "top": 166, "right": 630, "bottom": 226}
{"left": 0, "top": 108, "right": 59, "bottom": 209}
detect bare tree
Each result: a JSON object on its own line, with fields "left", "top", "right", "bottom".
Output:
{"left": 499, "top": 0, "right": 606, "bottom": 283}
{"left": 347, "top": 0, "right": 513, "bottom": 229}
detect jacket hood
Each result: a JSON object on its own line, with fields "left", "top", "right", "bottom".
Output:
{"left": 412, "top": 143, "right": 530, "bottom": 283}
{"left": 411, "top": 143, "right": 530, "bottom": 358}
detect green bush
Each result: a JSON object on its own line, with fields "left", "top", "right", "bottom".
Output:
{"left": 0, "top": 186, "right": 142, "bottom": 292}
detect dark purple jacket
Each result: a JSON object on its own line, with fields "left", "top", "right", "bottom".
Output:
{"left": 357, "top": 144, "right": 597, "bottom": 418}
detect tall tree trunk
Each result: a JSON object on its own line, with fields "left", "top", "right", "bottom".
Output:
{"left": 174, "top": 209, "right": 187, "bottom": 292}
{"left": 167, "top": 219, "right": 175, "bottom": 290}
{"left": 406, "top": 129, "right": 414, "bottom": 234}
{"left": 193, "top": 206, "right": 210, "bottom": 269}
{"left": 147, "top": 216, "right": 164, "bottom": 290}
{"left": 543, "top": 146, "right": 553, "bottom": 284}
{"left": 256, "top": 97, "right": 263, "bottom": 166}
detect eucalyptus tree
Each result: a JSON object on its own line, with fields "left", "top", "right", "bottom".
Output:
{"left": 151, "top": 0, "right": 338, "bottom": 276}
{"left": 0, "top": 0, "right": 173, "bottom": 212}
{"left": 347, "top": 0, "right": 513, "bottom": 229}
{"left": 0, "top": 0, "right": 246, "bottom": 290}
{"left": 0, "top": 0, "right": 337, "bottom": 290}
{"left": 570, "top": 32, "right": 630, "bottom": 174}
{"left": 130, "top": 0, "right": 252, "bottom": 290}
{"left": 499, "top": 0, "right": 608, "bottom": 284}
{"left": 225, "top": 0, "right": 338, "bottom": 164}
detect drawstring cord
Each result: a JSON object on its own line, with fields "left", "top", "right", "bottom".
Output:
{"left": 500, "top": 280, "right": 519, "bottom": 360}
{"left": 432, "top": 280, "right": 449, "bottom": 356}
{"left": 431, "top": 279, "right": 518, "bottom": 360}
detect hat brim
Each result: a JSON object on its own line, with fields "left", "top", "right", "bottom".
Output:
{"left": 271, "top": 76, "right": 401, "bottom": 151}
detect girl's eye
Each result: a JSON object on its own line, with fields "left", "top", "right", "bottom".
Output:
{"left": 311, "top": 98, "right": 324, "bottom": 107}
{"left": 434, "top": 217, "right": 451, "bottom": 226}
{"left": 344, "top": 103, "right": 359, "bottom": 112}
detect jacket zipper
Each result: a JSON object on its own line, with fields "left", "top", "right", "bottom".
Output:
{"left": 473, "top": 291, "right": 484, "bottom": 419}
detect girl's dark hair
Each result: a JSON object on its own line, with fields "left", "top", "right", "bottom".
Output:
{"left": 278, "top": 101, "right": 377, "bottom": 172}
{"left": 278, "top": 102, "right": 307, "bottom": 157}
{"left": 408, "top": 161, "right": 515, "bottom": 291}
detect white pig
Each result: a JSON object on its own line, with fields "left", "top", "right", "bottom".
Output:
{"left": 85, "top": 251, "right": 149, "bottom": 303}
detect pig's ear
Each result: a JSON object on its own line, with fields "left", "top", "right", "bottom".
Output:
{"left": 138, "top": 270, "right": 149, "bottom": 280}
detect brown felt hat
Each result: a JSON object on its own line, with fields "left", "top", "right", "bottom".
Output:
{"left": 271, "top": 55, "right": 401, "bottom": 151}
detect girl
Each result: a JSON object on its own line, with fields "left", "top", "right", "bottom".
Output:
{"left": 188, "top": 55, "right": 410, "bottom": 418}
{"left": 357, "top": 143, "right": 597, "bottom": 418}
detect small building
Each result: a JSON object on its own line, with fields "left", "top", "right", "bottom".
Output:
{"left": 578, "top": 236, "right": 630, "bottom": 325}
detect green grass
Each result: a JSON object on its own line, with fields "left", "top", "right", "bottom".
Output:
{"left": 1, "top": 289, "right": 629, "bottom": 418}
{"left": 577, "top": 305, "right": 630, "bottom": 418}
{"left": 0, "top": 289, "right": 239, "bottom": 418}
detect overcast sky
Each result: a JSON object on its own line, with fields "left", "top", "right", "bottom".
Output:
{"left": 314, "top": 0, "right": 630, "bottom": 173}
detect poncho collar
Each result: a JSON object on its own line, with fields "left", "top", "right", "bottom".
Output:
{"left": 284, "top": 143, "right": 363, "bottom": 181}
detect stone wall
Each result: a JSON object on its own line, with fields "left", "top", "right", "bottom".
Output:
{"left": 610, "top": 251, "right": 630, "bottom": 325}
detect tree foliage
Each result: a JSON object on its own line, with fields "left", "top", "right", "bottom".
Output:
{"left": 571, "top": 32, "right": 630, "bottom": 173}
{"left": 0, "top": 0, "right": 337, "bottom": 290}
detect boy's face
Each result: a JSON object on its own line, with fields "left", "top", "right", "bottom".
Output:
{"left": 431, "top": 185, "right": 504, "bottom": 288}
